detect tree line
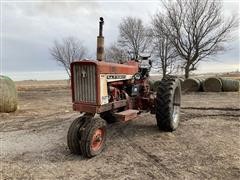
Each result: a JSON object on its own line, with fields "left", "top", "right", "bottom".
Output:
{"left": 50, "top": 0, "right": 237, "bottom": 79}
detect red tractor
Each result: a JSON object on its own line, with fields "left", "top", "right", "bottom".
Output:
{"left": 67, "top": 17, "right": 181, "bottom": 158}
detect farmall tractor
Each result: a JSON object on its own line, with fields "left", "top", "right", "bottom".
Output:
{"left": 67, "top": 17, "right": 181, "bottom": 158}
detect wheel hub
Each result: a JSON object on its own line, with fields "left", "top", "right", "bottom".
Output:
{"left": 91, "top": 128, "right": 104, "bottom": 151}
{"left": 172, "top": 87, "right": 181, "bottom": 124}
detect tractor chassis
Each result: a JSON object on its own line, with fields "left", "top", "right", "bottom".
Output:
{"left": 67, "top": 77, "right": 181, "bottom": 158}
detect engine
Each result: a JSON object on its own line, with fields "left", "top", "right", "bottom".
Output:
{"left": 71, "top": 56, "right": 154, "bottom": 114}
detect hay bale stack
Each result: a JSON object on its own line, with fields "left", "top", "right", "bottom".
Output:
{"left": 0, "top": 75, "right": 18, "bottom": 112}
{"left": 203, "top": 77, "right": 222, "bottom": 92}
{"left": 182, "top": 78, "right": 204, "bottom": 92}
{"left": 220, "top": 78, "right": 239, "bottom": 92}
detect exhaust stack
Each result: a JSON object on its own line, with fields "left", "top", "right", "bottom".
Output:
{"left": 97, "top": 17, "right": 104, "bottom": 61}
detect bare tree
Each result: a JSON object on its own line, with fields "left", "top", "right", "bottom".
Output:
{"left": 50, "top": 37, "right": 88, "bottom": 77}
{"left": 105, "top": 43, "right": 128, "bottom": 64}
{"left": 152, "top": 17, "right": 179, "bottom": 78}
{"left": 118, "top": 17, "right": 152, "bottom": 60}
{"left": 152, "top": 37, "right": 180, "bottom": 78}
{"left": 157, "top": 0, "right": 237, "bottom": 78}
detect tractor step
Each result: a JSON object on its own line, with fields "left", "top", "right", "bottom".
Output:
{"left": 114, "top": 109, "right": 139, "bottom": 122}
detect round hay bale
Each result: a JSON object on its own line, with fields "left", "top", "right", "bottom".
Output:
{"left": 149, "top": 80, "right": 154, "bottom": 91}
{"left": 178, "top": 78, "right": 184, "bottom": 88}
{"left": 220, "top": 78, "right": 239, "bottom": 92}
{"left": 182, "top": 78, "right": 203, "bottom": 92}
{"left": 203, "top": 77, "right": 222, "bottom": 92}
{"left": 152, "top": 80, "right": 161, "bottom": 92}
{"left": 0, "top": 75, "right": 18, "bottom": 112}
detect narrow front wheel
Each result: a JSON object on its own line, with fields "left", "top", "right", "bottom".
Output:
{"left": 67, "top": 116, "right": 87, "bottom": 154}
{"left": 80, "top": 118, "right": 107, "bottom": 158}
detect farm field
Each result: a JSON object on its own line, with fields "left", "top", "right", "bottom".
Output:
{"left": 1, "top": 80, "right": 240, "bottom": 179}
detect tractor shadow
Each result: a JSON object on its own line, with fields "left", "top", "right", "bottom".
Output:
{"left": 108, "top": 117, "right": 165, "bottom": 141}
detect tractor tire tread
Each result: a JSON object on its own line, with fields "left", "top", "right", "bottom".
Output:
{"left": 155, "top": 76, "right": 181, "bottom": 131}
{"left": 67, "top": 116, "right": 86, "bottom": 154}
{"left": 80, "top": 118, "right": 107, "bottom": 158}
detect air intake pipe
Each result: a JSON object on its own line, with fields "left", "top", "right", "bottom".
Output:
{"left": 97, "top": 17, "right": 104, "bottom": 61}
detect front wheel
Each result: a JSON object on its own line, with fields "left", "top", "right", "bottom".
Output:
{"left": 67, "top": 116, "right": 107, "bottom": 158}
{"left": 80, "top": 118, "right": 107, "bottom": 157}
{"left": 155, "top": 77, "right": 181, "bottom": 131}
{"left": 67, "top": 116, "right": 87, "bottom": 155}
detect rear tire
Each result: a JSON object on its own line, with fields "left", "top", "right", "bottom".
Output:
{"left": 155, "top": 76, "right": 181, "bottom": 131}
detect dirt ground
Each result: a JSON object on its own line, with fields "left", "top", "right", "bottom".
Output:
{"left": 1, "top": 80, "right": 239, "bottom": 179}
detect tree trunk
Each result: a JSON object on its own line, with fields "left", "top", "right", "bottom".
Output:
{"left": 162, "top": 66, "right": 167, "bottom": 79}
{"left": 185, "top": 65, "right": 190, "bottom": 79}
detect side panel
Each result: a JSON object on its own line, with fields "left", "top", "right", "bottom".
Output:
{"left": 98, "top": 61, "right": 139, "bottom": 74}
{"left": 99, "top": 74, "right": 108, "bottom": 105}
{"left": 99, "top": 74, "right": 134, "bottom": 105}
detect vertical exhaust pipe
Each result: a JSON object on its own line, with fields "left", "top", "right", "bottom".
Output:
{"left": 97, "top": 17, "right": 104, "bottom": 61}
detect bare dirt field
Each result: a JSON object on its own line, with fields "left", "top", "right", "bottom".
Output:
{"left": 1, "top": 80, "right": 240, "bottom": 179}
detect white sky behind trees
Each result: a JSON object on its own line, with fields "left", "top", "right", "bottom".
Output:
{"left": 1, "top": 0, "right": 239, "bottom": 79}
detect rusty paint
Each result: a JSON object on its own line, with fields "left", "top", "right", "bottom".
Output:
{"left": 71, "top": 60, "right": 139, "bottom": 75}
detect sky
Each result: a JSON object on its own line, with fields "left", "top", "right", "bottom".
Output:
{"left": 0, "top": 0, "right": 239, "bottom": 80}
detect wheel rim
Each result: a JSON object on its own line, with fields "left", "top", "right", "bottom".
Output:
{"left": 172, "top": 87, "right": 181, "bottom": 124}
{"left": 91, "top": 128, "right": 105, "bottom": 152}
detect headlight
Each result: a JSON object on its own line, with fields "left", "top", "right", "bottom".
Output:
{"left": 134, "top": 73, "right": 141, "bottom": 80}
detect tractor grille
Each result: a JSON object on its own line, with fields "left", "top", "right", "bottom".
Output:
{"left": 73, "top": 64, "right": 96, "bottom": 103}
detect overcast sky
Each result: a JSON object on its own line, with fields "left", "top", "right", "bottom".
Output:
{"left": 1, "top": 0, "right": 239, "bottom": 76}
